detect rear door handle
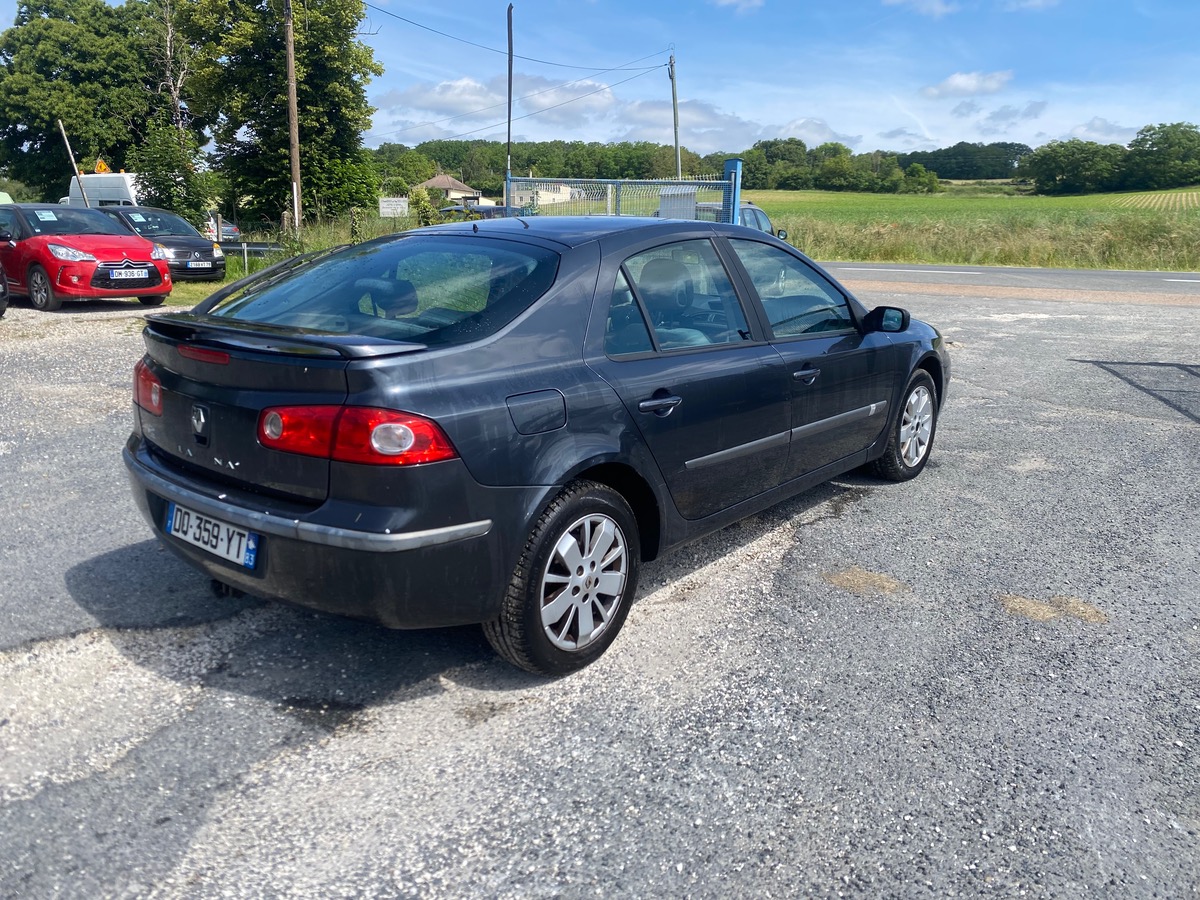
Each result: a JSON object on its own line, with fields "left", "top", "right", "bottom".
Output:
{"left": 794, "top": 368, "right": 821, "bottom": 386}
{"left": 638, "top": 395, "right": 683, "bottom": 415}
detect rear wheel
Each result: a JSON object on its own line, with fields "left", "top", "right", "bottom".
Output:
{"left": 484, "top": 480, "right": 640, "bottom": 676}
{"left": 137, "top": 295, "right": 167, "bottom": 307}
{"left": 873, "top": 370, "right": 938, "bottom": 481}
{"left": 28, "top": 264, "right": 62, "bottom": 312}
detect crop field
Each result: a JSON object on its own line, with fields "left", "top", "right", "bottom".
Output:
{"left": 1109, "top": 187, "right": 1200, "bottom": 210}
{"left": 746, "top": 187, "right": 1200, "bottom": 271}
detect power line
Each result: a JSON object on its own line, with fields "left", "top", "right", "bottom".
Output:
{"left": 362, "top": 2, "right": 669, "bottom": 71}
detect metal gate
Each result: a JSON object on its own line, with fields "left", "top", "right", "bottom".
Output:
{"left": 505, "top": 159, "right": 743, "bottom": 224}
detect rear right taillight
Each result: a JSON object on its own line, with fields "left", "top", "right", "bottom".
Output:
{"left": 134, "top": 359, "right": 163, "bottom": 416}
{"left": 257, "top": 406, "right": 458, "bottom": 466}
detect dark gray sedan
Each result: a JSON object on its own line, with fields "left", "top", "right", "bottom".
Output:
{"left": 100, "top": 206, "right": 226, "bottom": 281}
{"left": 124, "top": 217, "right": 949, "bottom": 674}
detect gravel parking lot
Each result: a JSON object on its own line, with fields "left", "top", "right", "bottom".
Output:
{"left": 1, "top": 278, "right": 1197, "bottom": 898}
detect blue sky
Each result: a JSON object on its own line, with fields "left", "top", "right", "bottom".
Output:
{"left": 2, "top": 0, "right": 1197, "bottom": 155}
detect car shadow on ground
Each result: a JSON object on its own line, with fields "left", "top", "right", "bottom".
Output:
{"left": 63, "top": 479, "right": 874, "bottom": 715}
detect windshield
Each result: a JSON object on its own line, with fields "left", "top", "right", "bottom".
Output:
{"left": 202, "top": 234, "right": 560, "bottom": 348}
{"left": 121, "top": 210, "right": 200, "bottom": 238}
{"left": 23, "top": 207, "right": 132, "bottom": 237}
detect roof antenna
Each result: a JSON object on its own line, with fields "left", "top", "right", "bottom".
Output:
{"left": 519, "top": 216, "right": 529, "bottom": 229}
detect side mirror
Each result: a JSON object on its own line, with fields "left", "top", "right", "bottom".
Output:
{"left": 0, "top": 230, "right": 10, "bottom": 243}
{"left": 863, "top": 306, "right": 910, "bottom": 333}
{"left": 775, "top": 228, "right": 788, "bottom": 242}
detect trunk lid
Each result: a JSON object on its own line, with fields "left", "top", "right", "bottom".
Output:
{"left": 138, "top": 315, "right": 423, "bottom": 502}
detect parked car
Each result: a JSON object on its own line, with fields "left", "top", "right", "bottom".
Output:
{"left": 202, "top": 214, "right": 241, "bottom": 241}
{"left": 0, "top": 204, "right": 171, "bottom": 311}
{"left": 99, "top": 206, "right": 226, "bottom": 282}
{"left": 694, "top": 200, "right": 783, "bottom": 237}
{"left": 124, "top": 217, "right": 949, "bottom": 675}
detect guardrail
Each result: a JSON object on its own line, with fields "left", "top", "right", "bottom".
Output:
{"left": 219, "top": 240, "right": 287, "bottom": 267}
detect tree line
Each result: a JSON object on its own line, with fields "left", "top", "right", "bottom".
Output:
{"left": 1014, "top": 123, "right": 1200, "bottom": 195}
{"left": 0, "top": 0, "right": 1196, "bottom": 226}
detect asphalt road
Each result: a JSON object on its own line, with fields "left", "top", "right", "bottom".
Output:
{"left": 1, "top": 267, "right": 1198, "bottom": 898}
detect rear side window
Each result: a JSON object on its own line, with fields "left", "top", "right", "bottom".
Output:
{"left": 204, "top": 235, "right": 560, "bottom": 347}
{"left": 607, "top": 239, "right": 751, "bottom": 353}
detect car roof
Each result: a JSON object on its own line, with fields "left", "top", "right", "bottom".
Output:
{"left": 423, "top": 215, "right": 724, "bottom": 248}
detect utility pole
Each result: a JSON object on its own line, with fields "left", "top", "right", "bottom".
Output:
{"left": 284, "top": 0, "right": 302, "bottom": 230}
{"left": 669, "top": 55, "right": 681, "bottom": 178}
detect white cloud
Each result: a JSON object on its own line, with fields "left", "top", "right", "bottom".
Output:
{"left": 1003, "top": 0, "right": 1059, "bottom": 9}
{"left": 951, "top": 100, "right": 981, "bottom": 118}
{"left": 1067, "top": 117, "right": 1138, "bottom": 145}
{"left": 377, "top": 78, "right": 503, "bottom": 118}
{"left": 877, "top": 127, "right": 931, "bottom": 148}
{"left": 922, "top": 70, "right": 1014, "bottom": 98}
{"left": 882, "top": 0, "right": 959, "bottom": 18}
{"left": 780, "top": 118, "right": 862, "bottom": 149}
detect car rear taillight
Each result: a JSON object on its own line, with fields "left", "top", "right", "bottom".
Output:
{"left": 258, "top": 406, "right": 458, "bottom": 466}
{"left": 178, "top": 345, "right": 230, "bottom": 365}
{"left": 133, "top": 359, "right": 163, "bottom": 415}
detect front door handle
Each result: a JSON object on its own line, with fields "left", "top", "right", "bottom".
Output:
{"left": 638, "top": 394, "right": 683, "bottom": 416}
{"left": 794, "top": 367, "right": 821, "bottom": 386}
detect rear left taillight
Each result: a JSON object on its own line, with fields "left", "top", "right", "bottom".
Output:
{"left": 258, "top": 406, "right": 458, "bottom": 466}
{"left": 133, "top": 359, "right": 163, "bottom": 415}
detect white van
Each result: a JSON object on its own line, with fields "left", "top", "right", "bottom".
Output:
{"left": 59, "top": 173, "right": 141, "bottom": 207}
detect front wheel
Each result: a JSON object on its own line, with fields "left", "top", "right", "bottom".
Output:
{"left": 137, "top": 295, "right": 167, "bottom": 307}
{"left": 873, "top": 370, "right": 938, "bottom": 481}
{"left": 484, "top": 480, "right": 640, "bottom": 676}
{"left": 28, "top": 264, "right": 62, "bottom": 312}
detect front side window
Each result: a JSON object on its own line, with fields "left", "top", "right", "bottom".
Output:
{"left": 203, "top": 235, "right": 560, "bottom": 348}
{"left": 728, "top": 239, "right": 854, "bottom": 337}
{"left": 619, "top": 239, "right": 751, "bottom": 351}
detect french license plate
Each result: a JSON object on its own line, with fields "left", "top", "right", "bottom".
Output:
{"left": 185, "top": 260, "right": 212, "bottom": 269}
{"left": 111, "top": 268, "right": 149, "bottom": 279}
{"left": 165, "top": 501, "right": 259, "bottom": 569}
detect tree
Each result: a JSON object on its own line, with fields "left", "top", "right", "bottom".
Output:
{"left": 1017, "top": 139, "right": 1126, "bottom": 194}
{"left": 126, "top": 113, "right": 209, "bottom": 224}
{"left": 0, "top": 0, "right": 155, "bottom": 200}
{"left": 899, "top": 162, "right": 941, "bottom": 194}
{"left": 179, "top": 0, "right": 382, "bottom": 222}
{"left": 1123, "top": 123, "right": 1200, "bottom": 191}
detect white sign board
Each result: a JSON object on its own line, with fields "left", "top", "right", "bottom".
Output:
{"left": 378, "top": 197, "right": 409, "bottom": 217}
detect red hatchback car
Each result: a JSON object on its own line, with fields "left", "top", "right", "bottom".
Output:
{"left": 0, "top": 203, "right": 172, "bottom": 311}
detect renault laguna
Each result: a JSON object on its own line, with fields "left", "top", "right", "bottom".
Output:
{"left": 125, "top": 217, "right": 949, "bottom": 675}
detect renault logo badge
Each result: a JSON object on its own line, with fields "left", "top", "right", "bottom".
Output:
{"left": 191, "top": 404, "right": 209, "bottom": 436}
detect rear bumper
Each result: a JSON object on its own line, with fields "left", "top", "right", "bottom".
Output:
{"left": 124, "top": 440, "right": 524, "bottom": 628}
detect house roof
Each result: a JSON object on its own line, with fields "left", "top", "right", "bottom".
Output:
{"left": 417, "top": 174, "right": 477, "bottom": 193}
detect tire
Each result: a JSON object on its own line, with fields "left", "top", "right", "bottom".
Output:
{"left": 483, "top": 480, "right": 640, "bottom": 676}
{"left": 137, "top": 295, "right": 167, "bottom": 307}
{"left": 873, "top": 370, "right": 938, "bottom": 481}
{"left": 28, "top": 264, "right": 62, "bottom": 312}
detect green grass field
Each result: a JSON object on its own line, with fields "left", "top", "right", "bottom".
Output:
{"left": 746, "top": 186, "right": 1200, "bottom": 271}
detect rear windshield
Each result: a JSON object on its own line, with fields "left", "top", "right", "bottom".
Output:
{"left": 203, "top": 234, "right": 560, "bottom": 348}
